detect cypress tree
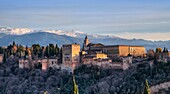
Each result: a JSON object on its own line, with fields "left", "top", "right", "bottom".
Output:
{"left": 163, "top": 47, "right": 168, "bottom": 53}
{"left": 45, "top": 46, "right": 50, "bottom": 57}
{"left": 49, "top": 44, "right": 55, "bottom": 56}
{"left": 44, "top": 91, "right": 48, "bottom": 94}
{"left": 55, "top": 44, "right": 59, "bottom": 56}
{"left": 73, "top": 76, "right": 79, "bottom": 94}
{"left": 59, "top": 47, "right": 62, "bottom": 64}
{"left": 143, "top": 79, "right": 150, "bottom": 94}
{"left": 3, "top": 53, "right": 6, "bottom": 63}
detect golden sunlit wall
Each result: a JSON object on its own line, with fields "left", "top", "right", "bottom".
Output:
{"left": 62, "top": 44, "right": 80, "bottom": 64}
{"left": 72, "top": 44, "right": 80, "bottom": 63}
{"left": 96, "top": 53, "right": 107, "bottom": 59}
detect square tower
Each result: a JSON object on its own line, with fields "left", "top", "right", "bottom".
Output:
{"left": 62, "top": 44, "right": 80, "bottom": 65}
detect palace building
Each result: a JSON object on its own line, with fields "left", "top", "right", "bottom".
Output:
{"left": 82, "top": 36, "right": 146, "bottom": 58}
{"left": 102, "top": 45, "right": 146, "bottom": 58}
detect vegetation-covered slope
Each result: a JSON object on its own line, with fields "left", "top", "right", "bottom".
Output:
{"left": 0, "top": 60, "right": 170, "bottom": 94}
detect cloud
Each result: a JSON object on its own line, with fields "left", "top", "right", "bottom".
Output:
{"left": 112, "top": 32, "right": 170, "bottom": 41}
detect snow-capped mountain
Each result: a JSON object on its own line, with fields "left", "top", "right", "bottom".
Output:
{"left": 45, "top": 30, "right": 87, "bottom": 38}
{"left": 0, "top": 27, "right": 86, "bottom": 36}
{"left": 0, "top": 27, "right": 118, "bottom": 39}
{"left": 0, "top": 27, "right": 170, "bottom": 50}
{"left": 0, "top": 27, "right": 35, "bottom": 35}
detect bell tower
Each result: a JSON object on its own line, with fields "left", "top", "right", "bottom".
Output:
{"left": 83, "top": 35, "right": 90, "bottom": 50}
{"left": 84, "top": 35, "right": 90, "bottom": 45}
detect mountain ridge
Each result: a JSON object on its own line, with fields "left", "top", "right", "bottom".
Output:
{"left": 0, "top": 27, "right": 121, "bottom": 39}
{"left": 0, "top": 27, "right": 170, "bottom": 50}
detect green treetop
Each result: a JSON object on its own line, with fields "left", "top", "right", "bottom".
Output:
{"left": 143, "top": 79, "right": 150, "bottom": 94}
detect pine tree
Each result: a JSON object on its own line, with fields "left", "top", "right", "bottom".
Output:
{"left": 73, "top": 76, "right": 79, "bottom": 94}
{"left": 143, "top": 79, "right": 150, "bottom": 94}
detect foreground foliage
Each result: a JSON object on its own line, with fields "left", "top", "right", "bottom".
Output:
{"left": 0, "top": 61, "right": 170, "bottom": 94}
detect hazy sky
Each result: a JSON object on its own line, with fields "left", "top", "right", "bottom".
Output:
{"left": 0, "top": 0, "right": 170, "bottom": 40}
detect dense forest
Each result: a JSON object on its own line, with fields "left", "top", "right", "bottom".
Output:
{"left": 0, "top": 58, "right": 170, "bottom": 94}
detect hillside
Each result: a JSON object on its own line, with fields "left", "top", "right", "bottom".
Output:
{"left": 0, "top": 32, "right": 83, "bottom": 47}
{"left": 0, "top": 58, "right": 170, "bottom": 94}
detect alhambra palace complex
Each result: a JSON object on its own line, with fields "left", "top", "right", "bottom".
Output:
{"left": 0, "top": 36, "right": 170, "bottom": 73}
{"left": 62, "top": 36, "right": 146, "bottom": 72}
